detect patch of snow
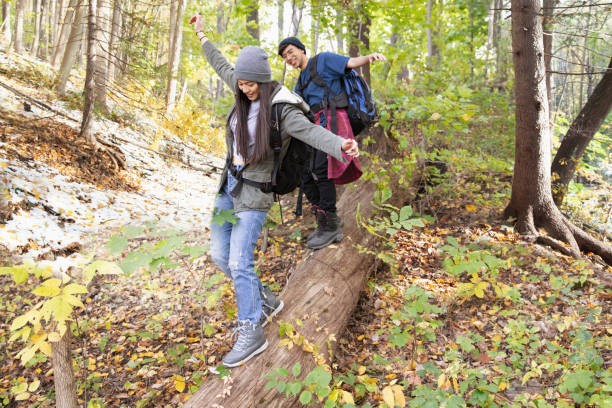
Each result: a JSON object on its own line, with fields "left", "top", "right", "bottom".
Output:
{"left": 1, "top": 83, "right": 222, "bottom": 273}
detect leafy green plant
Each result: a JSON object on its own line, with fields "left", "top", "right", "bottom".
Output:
{"left": 264, "top": 364, "right": 339, "bottom": 406}
{"left": 441, "top": 237, "right": 520, "bottom": 302}
{"left": 388, "top": 286, "right": 442, "bottom": 351}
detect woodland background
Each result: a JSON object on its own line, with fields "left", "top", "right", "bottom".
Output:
{"left": 0, "top": 0, "right": 610, "bottom": 407}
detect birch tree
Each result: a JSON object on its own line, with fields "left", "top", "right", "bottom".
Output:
{"left": 166, "top": 0, "right": 186, "bottom": 114}
{"left": 55, "top": 0, "right": 85, "bottom": 94}
{"left": 14, "top": 0, "right": 25, "bottom": 53}
{"left": 2, "top": 0, "right": 11, "bottom": 45}
{"left": 94, "top": 0, "right": 111, "bottom": 112}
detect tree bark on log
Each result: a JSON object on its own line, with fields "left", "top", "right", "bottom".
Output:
{"left": 184, "top": 180, "right": 379, "bottom": 407}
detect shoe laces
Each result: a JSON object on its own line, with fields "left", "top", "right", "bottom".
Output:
{"left": 231, "top": 321, "right": 256, "bottom": 351}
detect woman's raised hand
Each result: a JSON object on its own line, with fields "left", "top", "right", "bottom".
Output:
{"left": 189, "top": 14, "right": 205, "bottom": 33}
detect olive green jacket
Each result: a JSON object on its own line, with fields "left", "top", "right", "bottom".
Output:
{"left": 202, "top": 41, "right": 349, "bottom": 212}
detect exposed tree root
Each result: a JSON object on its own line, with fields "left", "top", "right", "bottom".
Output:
{"left": 505, "top": 204, "right": 611, "bottom": 266}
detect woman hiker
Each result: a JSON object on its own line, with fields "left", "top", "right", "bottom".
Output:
{"left": 190, "top": 15, "right": 360, "bottom": 367}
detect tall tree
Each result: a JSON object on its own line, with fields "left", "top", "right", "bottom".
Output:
{"left": 1, "top": 0, "right": 11, "bottom": 45}
{"left": 348, "top": 3, "right": 372, "bottom": 84}
{"left": 94, "top": 0, "right": 111, "bottom": 112}
{"left": 14, "top": 0, "right": 25, "bottom": 53}
{"left": 542, "top": 0, "right": 557, "bottom": 122}
{"left": 166, "top": 0, "right": 186, "bottom": 114}
{"left": 426, "top": 0, "right": 440, "bottom": 68}
{"left": 80, "top": 0, "right": 99, "bottom": 144}
{"left": 53, "top": 0, "right": 78, "bottom": 67}
{"left": 551, "top": 57, "right": 612, "bottom": 205}
{"left": 55, "top": 0, "right": 86, "bottom": 94}
{"left": 30, "top": 0, "right": 43, "bottom": 57}
{"left": 504, "top": 0, "right": 611, "bottom": 264}
{"left": 246, "top": 0, "right": 259, "bottom": 41}
{"left": 106, "top": 0, "right": 122, "bottom": 81}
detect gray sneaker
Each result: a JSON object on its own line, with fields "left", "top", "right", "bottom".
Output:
{"left": 222, "top": 321, "right": 268, "bottom": 368}
{"left": 259, "top": 285, "right": 284, "bottom": 327}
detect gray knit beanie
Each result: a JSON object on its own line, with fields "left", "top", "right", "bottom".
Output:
{"left": 235, "top": 46, "right": 272, "bottom": 83}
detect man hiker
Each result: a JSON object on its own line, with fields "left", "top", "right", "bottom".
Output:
{"left": 278, "top": 37, "right": 385, "bottom": 250}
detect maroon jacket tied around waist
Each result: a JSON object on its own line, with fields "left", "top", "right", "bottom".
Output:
{"left": 314, "top": 108, "right": 362, "bottom": 185}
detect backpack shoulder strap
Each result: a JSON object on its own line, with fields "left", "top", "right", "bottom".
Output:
{"left": 270, "top": 103, "right": 285, "bottom": 188}
{"left": 308, "top": 54, "right": 334, "bottom": 93}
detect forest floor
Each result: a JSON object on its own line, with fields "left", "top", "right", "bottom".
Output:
{"left": 0, "top": 51, "right": 610, "bottom": 407}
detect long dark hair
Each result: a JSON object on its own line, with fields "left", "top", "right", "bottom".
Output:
{"left": 234, "top": 80, "right": 279, "bottom": 165}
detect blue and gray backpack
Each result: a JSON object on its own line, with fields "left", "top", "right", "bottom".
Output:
{"left": 296, "top": 54, "right": 377, "bottom": 136}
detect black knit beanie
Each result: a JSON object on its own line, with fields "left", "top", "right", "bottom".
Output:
{"left": 278, "top": 37, "right": 306, "bottom": 56}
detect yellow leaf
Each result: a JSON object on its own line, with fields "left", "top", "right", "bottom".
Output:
{"left": 10, "top": 314, "right": 31, "bottom": 331}
{"left": 28, "top": 379, "right": 41, "bottom": 392}
{"left": 382, "top": 386, "right": 395, "bottom": 407}
{"left": 302, "top": 342, "right": 315, "bottom": 353}
{"left": 278, "top": 338, "right": 293, "bottom": 348}
{"left": 430, "top": 112, "right": 442, "bottom": 121}
{"left": 63, "top": 283, "right": 88, "bottom": 295}
{"left": 39, "top": 341, "right": 52, "bottom": 356}
{"left": 15, "top": 392, "right": 31, "bottom": 401}
{"left": 48, "top": 332, "right": 62, "bottom": 342}
{"left": 357, "top": 365, "right": 367, "bottom": 375}
{"left": 328, "top": 389, "right": 341, "bottom": 402}
{"left": 465, "top": 204, "right": 478, "bottom": 212}
{"left": 498, "top": 381, "right": 509, "bottom": 391}
{"left": 474, "top": 281, "right": 489, "bottom": 298}
{"left": 392, "top": 385, "right": 406, "bottom": 407}
{"left": 32, "top": 284, "right": 61, "bottom": 298}
{"left": 437, "top": 373, "right": 450, "bottom": 390}
{"left": 452, "top": 377, "right": 459, "bottom": 393}
{"left": 18, "top": 345, "right": 37, "bottom": 365}
{"left": 341, "top": 390, "right": 355, "bottom": 404}
{"left": 174, "top": 375, "right": 186, "bottom": 392}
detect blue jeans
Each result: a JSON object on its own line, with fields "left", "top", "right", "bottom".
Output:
{"left": 209, "top": 174, "right": 268, "bottom": 324}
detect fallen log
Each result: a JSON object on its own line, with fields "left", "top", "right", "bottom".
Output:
{"left": 184, "top": 179, "right": 379, "bottom": 407}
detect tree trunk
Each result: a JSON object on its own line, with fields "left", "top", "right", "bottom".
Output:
{"left": 55, "top": 0, "right": 85, "bottom": 94}
{"left": 94, "top": 0, "right": 111, "bottom": 112}
{"left": 53, "top": 0, "right": 78, "bottom": 67}
{"left": 31, "top": 0, "right": 42, "bottom": 57}
{"left": 348, "top": 6, "right": 371, "bottom": 84}
{"left": 48, "top": 0, "right": 59, "bottom": 59}
{"left": 51, "top": 329, "right": 78, "bottom": 408}
{"left": 426, "top": 0, "right": 440, "bottom": 69}
{"left": 542, "top": 0, "right": 556, "bottom": 122}
{"left": 335, "top": 9, "right": 344, "bottom": 54}
{"left": 551, "top": 57, "right": 612, "bottom": 205}
{"left": 106, "top": 0, "right": 122, "bottom": 81}
{"left": 246, "top": 0, "right": 259, "bottom": 41}
{"left": 80, "top": 0, "right": 97, "bottom": 144}
{"left": 1, "top": 0, "right": 11, "bottom": 45}
{"left": 290, "top": 0, "right": 302, "bottom": 36}
{"left": 14, "top": 0, "right": 25, "bottom": 53}
{"left": 277, "top": 0, "right": 284, "bottom": 42}
{"left": 165, "top": 0, "right": 185, "bottom": 114}
{"left": 504, "top": 0, "right": 611, "bottom": 265}
{"left": 184, "top": 180, "right": 379, "bottom": 407}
